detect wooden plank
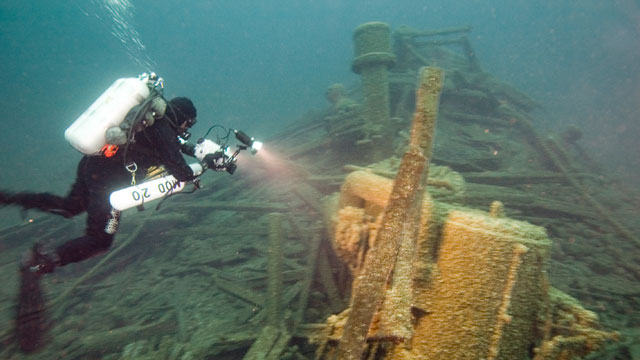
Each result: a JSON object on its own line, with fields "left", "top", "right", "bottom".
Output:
{"left": 242, "top": 326, "right": 281, "bottom": 360}
{"left": 214, "top": 276, "right": 265, "bottom": 308}
{"left": 292, "top": 183, "right": 325, "bottom": 214}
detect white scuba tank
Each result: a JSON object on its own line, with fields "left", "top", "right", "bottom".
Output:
{"left": 109, "top": 163, "right": 204, "bottom": 211}
{"left": 65, "top": 78, "right": 150, "bottom": 155}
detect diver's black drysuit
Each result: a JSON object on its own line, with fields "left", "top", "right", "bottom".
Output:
{"left": 0, "top": 108, "right": 196, "bottom": 268}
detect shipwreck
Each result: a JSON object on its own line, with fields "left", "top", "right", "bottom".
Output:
{"left": 0, "top": 22, "right": 635, "bottom": 360}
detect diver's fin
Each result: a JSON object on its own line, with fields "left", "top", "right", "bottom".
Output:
{"left": 16, "top": 267, "right": 47, "bottom": 352}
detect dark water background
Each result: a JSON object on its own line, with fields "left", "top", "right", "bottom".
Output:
{"left": 1, "top": 0, "right": 638, "bottom": 226}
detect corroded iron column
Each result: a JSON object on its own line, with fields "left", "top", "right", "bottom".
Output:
{"left": 352, "top": 22, "right": 396, "bottom": 157}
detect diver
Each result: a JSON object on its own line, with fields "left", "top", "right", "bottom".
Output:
{"left": 0, "top": 95, "right": 220, "bottom": 351}
{"left": 1, "top": 96, "right": 203, "bottom": 273}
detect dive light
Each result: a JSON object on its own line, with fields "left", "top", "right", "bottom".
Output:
{"left": 233, "top": 129, "right": 263, "bottom": 155}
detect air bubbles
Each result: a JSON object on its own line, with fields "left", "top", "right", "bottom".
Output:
{"left": 98, "top": 0, "right": 156, "bottom": 71}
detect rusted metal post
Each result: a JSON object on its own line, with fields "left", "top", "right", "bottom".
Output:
{"left": 352, "top": 22, "right": 396, "bottom": 160}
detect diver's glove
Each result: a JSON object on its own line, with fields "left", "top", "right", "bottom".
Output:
{"left": 202, "top": 151, "right": 229, "bottom": 171}
{"left": 194, "top": 139, "right": 226, "bottom": 170}
{"left": 194, "top": 139, "right": 237, "bottom": 174}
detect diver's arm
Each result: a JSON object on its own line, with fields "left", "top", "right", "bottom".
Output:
{"left": 146, "top": 121, "right": 197, "bottom": 182}
{"left": 179, "top": 142, "right": 196, "bottom": 157}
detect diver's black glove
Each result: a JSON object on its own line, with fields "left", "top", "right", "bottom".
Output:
{"left": 203, "top": 151, "right": 229, "bottom": 171}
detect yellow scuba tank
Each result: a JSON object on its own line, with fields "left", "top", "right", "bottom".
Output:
{"left": 143, "top": 166, "right": 168, "bottom": 180}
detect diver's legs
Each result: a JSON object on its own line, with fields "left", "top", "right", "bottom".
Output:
{"left": 13, "top": 156, "right": 116, "bottom": 352}
{"left": 15, "top": 193, "right": 115, "bottom": 353}
{"left": 0, "top": 192, "right": 85, "bottom": 218}
{"left": 55, "top": 188, "right": 116, "bottom": 266}
{"left": 55, "top": 231, "right": 114, "bottom": 266}
{"left": 0, "top": 157, "right": 89, "bottom": 218}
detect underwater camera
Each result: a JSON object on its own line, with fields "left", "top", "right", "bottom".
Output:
{"left": 193, "top": 128, "right": 263, "bottom": 175}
